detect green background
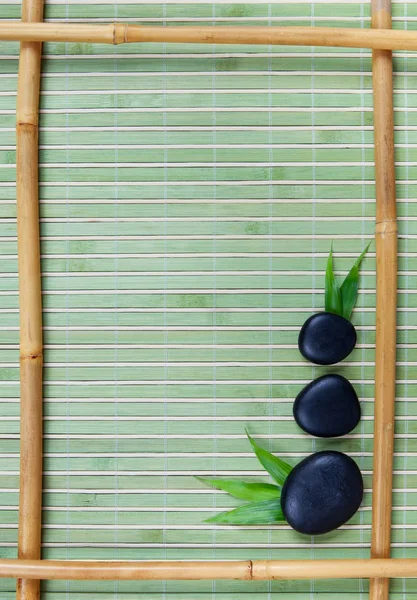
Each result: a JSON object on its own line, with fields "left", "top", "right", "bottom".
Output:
{"left": 1, "top": 0, "right": 416, "bottom": 597}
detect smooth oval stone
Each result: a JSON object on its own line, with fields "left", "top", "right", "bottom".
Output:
{"left": 293, "top": 374, "right": 360, "bottom": 438}
{"left": 298, "top": 312, "right": 356, "bottom": 365}
{"left": 280, "top": 451, "right": 363, "bottom": 535}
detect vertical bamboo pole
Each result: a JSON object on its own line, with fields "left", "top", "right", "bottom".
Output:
{"left": 370, "top": 0, "right": 397, "bottom": 599}
{"left": 15, "top": 0, "right": 44, "bottom": 598}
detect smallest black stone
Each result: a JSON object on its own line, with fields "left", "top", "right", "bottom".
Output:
{"left": 298, "top": 312, "right": 357, "bottom": 365}
{"left": 293, "top": 374, "right": 361, "bottom": 438}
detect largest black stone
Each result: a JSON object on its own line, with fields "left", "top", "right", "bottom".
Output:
{"left": 280, "top": 451, "right": 363, "bottom": 535}
{"left": 298, "top": 312, "right": 357, "bottom": 365}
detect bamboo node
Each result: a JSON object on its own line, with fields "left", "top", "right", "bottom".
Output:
{"left": 113, "top": 23, "right": 129, "bottom": 45}
{"left": 20, "top": 353, "right": 43, "bottom": 361}
{"left": 375, "top": 220, "right": 397, "bottom": 235}
{"left": 248, "top": 560, "right": 254, "bottom": 580}
{"left": 16, "top": 121, "right": 38, "bottom": 130}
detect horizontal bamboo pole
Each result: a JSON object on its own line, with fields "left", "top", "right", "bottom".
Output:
{"left": 3, "top": 22, "right": 417, "bottom": 50}
{"left": 1, "top": 559, "right": 417, "bottom": 581}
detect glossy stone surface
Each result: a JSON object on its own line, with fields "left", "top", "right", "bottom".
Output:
{"left": 280, "top": 451, "right": 363, "bottom": 535}
{"left": 298, "top": 312, "right": 356, "bottom": 365}
{"left": 293, "top": 374, "right": 360, "bottom": 438}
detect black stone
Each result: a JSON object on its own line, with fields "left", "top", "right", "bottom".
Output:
{"left": 293, "top": 374, "right": 360, "bottom": 438}
{"left": 280, "top": 451, "right": 363, "bottom": 536}
{"left": 298, "top": 312, "right": 357, "bottom": 365}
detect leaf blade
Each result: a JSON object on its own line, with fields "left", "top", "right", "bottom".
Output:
{"left": 325, "top": 243, "right": 342, "bottom": 316}
{"left": 195, "top": 477, "right": 281, "bottom": 502}
{"left": 340, "top": 243, "right": 371, "bottom": 320}
{"left": 205, "top": 498, "right": 285, "bottom": 525}
{"left": 246, "top": 430, "right": 292, "bottom": 486}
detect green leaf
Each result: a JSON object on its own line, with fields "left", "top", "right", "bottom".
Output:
{"left": 195, "top": 477, "right": 281, "bottom": 502}
{"left": 205, "top": 498, "right": 285, "bottom": 525}
{"left": 246, "top": 430, "right": 292, "bottom": 486}
{"left": 325, "top": 243, "right": 342, "bottom": 316}
{"left": 339, "top": 243, "right": 371, "bottom": 321}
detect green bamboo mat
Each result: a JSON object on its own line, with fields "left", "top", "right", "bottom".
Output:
{"left": 1, "top": 0, "right": 417, "bottom": 598}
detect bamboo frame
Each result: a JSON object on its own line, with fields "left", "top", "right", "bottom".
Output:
{"left": 15, "top": 0, "right": 44, "bottom": 599}
{"left": 2, "top": 3, "right": 415, "bottom": 598}
{"left": 3, "top": 22, "right": 417, "bottom": 50}
{"left": 370, "top": 2, "right": 397, "bottom": 600}
{"left": 0, "top": 559, "right": 417, "bottom": 581}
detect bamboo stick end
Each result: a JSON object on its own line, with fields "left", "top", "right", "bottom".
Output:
{"left": 16, "top": 578, "right": 40, "bottom": 600}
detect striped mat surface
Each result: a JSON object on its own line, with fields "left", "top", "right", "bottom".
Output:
{"left": 1, "top": 0, "right": 417, "bottom": 598}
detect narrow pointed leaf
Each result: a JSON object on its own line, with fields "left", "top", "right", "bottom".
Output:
{"left": 340, "top": 243, "right": 371, "bottom": 320}
{"left": 246, "top": 430, "right": 292, "bottom": 486}
{"left": 195, "top": 477, "right": 281, "bottom": 502}
{"left": 205, "top": 498, "right": 285, "bottom": 525}
{"left": 325, "top": 244, "right": 342, "bottom": 316}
